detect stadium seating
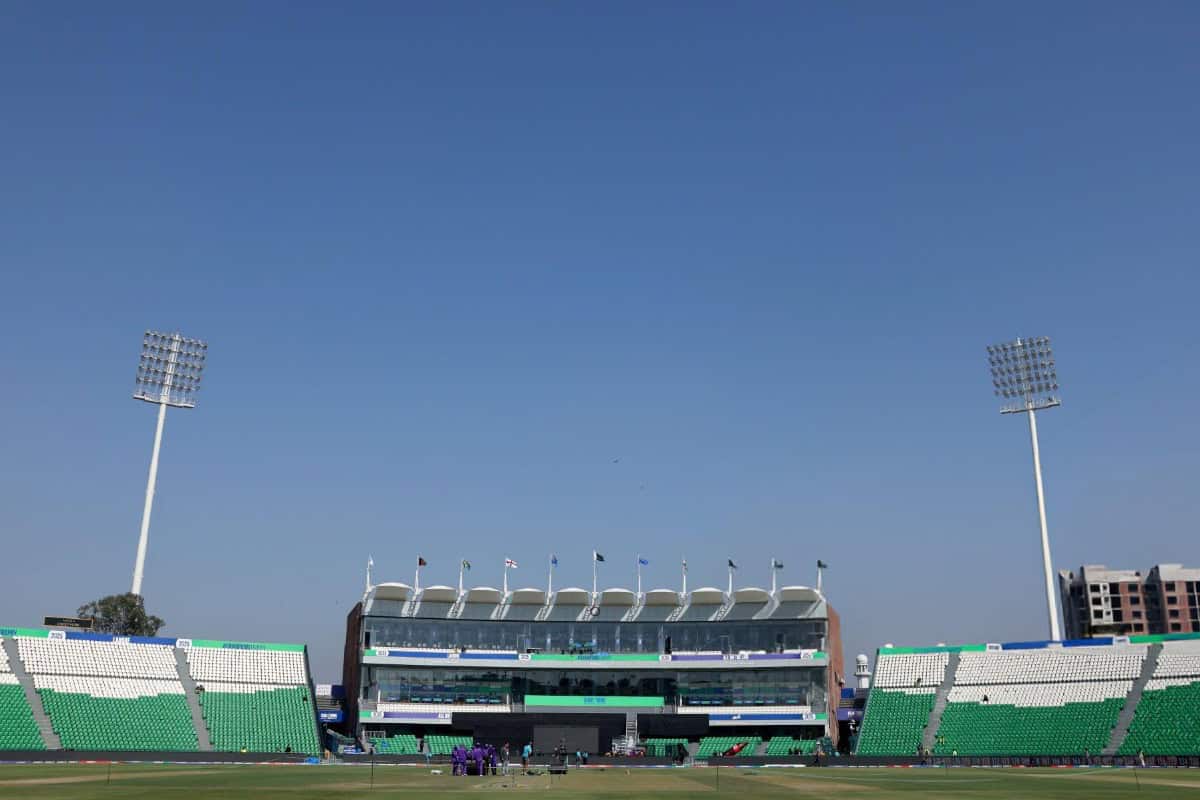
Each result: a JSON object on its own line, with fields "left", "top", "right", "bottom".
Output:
{"left": 17, "top": 638, "right": 178, "bottom": 679}
{"left": 854, "top": 688, "right": 935, "bottom": 756}
{"left": 187, "top": 645, "right": 319, "bottom": 755}
{"left": 35, "top": 676, "right": 197, "bottom": 751}
{"left": 197, "top": 683, "right": 319, "bottom": 755}
{"left": 16, "top": 637, "right": 197, "bottom": 752}
{"left": 873, "top": 652, "right": 950, "bottom": 689}
{"left": 642, "top": 737, "right": 687, "bottom": 757}
{"left": 696, "top": 735, "right": 760, "bottom": 758}
{"left": 931, "top": 646, "right": 1142, "bottom": 756}
{"left": 934, "top": 685, "right": 1126, "bottom": 756}
{"left": 187, "top": 647, "right": 307, "bottom": 685}
{"left": 1119, "top": 640, "right": 1200, "bottom": 755}
{"left": 426, "top": 734, "right": 472, "bottom": 755}
{"left": 0, "top": 674, "right": 45, "bottom": 750}
{"left": 765, "top": 736, "right": 817, "bottom": 755}
{"left": 370, "top": 733, "right": 420, "bottom": 754}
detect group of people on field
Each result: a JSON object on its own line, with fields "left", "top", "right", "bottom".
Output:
{"left": 449, "top": 741, "right": 530, "bottom": 776}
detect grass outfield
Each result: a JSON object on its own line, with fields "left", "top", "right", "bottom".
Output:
{"left": 1, "top": 764, "right": 1198, "bottom": 799}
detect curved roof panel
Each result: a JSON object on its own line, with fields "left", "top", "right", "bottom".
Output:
{"left": 373, "top": 582, "right": 412, "bottom": 601}
{"left": 510, "top": 588, "right": 546, "bottom": 605}
{"left": 420, "top": 586, "right": 457, "bottom": 603}
{"left": 553, "top": 588, "right": 590, "bottom": 605}
{"left": 465, "top": 587, "right": 502, "bottom": 604}
{"left": 643, "top": 589, "right": 681, "bottom": 607}
{"left": 689, "top": 587, "right": 725, "bottom": 605}
{"left": 600, "top": 588, "right": 635, "bottom": 606}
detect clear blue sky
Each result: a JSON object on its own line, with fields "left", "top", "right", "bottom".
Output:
{"left": 2, "top": 3, "right": 1197, "bottom": 681}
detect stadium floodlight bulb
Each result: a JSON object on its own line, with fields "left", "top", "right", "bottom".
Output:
{"left": 984, "top": 335, "right": 1063, "bottom": 641}
{"left": 130, "top": 329, "right": 209, "bottom": 597}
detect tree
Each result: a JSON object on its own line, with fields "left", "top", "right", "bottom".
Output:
{"left": 76, "top": 593, "right": 165, "bottom": 636}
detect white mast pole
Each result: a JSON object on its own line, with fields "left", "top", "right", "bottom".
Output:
{"left": 131, "top": 400, "right": 167, "bottom": 596}
{"left": 1028, "top": 408, "right": 1062, "bottom": 641}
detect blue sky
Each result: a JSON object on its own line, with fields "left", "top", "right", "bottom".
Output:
{"left": 1, "top": 3, "right": 1197, "bottom": 681}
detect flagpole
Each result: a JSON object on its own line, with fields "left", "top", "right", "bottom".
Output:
{"left": 548, "top": 556, "right": 554, "bottom": 597}
{"left": 681, "top": 558, "right": 687, "bottom": 597}
{"left": 770, "top": 559, "right": 776, "bottom": 596}
{"left": 592, "top": 552, "right": 597, "bottom": 599}
{"left": 727, "top": 563, "right": 733, "bottom": 598}
{"left": 636, "top": 556, "right": 642, "bottom": 598}
{"left": 459, "top": 562, "right": 464, "bottom": 596}
{"left": 415, "top": 561, "right": 421, "bottom": 593}
{"left": 366, "top": 556, "right": 373, "bottom": 595}
{"left": 503, "top": 562, "right": 509, "bottom": 596}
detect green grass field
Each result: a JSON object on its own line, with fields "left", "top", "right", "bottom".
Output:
{"left": 0, "top": 764, "right": 1197, "bottom": 800}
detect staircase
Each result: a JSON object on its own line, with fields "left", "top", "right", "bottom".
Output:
{"left": 2, "top": 638, "right": 60, "bottom": 749}
{"left": 1105, "top": 643, "right": 1161, "bottom": 755}
{"left": 174, "top": 648, "right": 213, "bottom": 751}
{"left": 753, "top": 740, "right": 769, "bottom": 756}
{"left": 921, "top": 650, "right": 960, "bottom": 753}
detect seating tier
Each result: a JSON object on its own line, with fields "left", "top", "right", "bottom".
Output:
{"left": 0, "top": 677, "right": 45, "bottom": 750}
{"left": 198, "top": 683, "right": 320, "bottom": 755}
{"left": 854, "top": 688, "right": 935, "bottom": 756}
{"left": 35, "top": 676, "right": 196, "bottom": 751}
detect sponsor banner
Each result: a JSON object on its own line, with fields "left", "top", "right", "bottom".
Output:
{"left": 360, "top": 709, "right": 452, "bottom": 724}
{"left": 709, "top": 712, "right": 827, "bottom": 725}
{"left": 0, "top": 627, "right": 50, "bottom": 638}
{"left": 529, "top": 653, "right": 663, "bottom": 662}
{"left": 190, "top": 639, "right": 306, "bottom": 652}
{"left": 524, "top": 695, "right": 664, "bottom": 708}
{"left": 836, "top": 708, "right": 864, "bottom": 722}
{"left": 318, "top": 709, "right": 344, "bottom": 723}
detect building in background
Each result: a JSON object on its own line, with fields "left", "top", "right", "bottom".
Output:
{"left": 1058, "top": 563, "right": 1200, "bottom": 639}
{"left": 342, "top": 568, "right": 844, "bottom": 753}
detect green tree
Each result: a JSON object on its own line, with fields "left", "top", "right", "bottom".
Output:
{"left": 76, "top": 593, "right": 165, "bottom": 636}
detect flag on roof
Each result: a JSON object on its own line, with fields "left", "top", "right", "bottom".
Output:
{"left": 505, "top": 558, "right": 518, "bottom": 568}
{"left": 638, "top": 556, "right": 649, "bottom": 566}
{"left": 728, "top": 559, "right": 738, "bottom": 569}
{"left": 817, "top": 559, "right": 829, "bottom": 569}
{"left": 682, "top": 558, "right": 687, "bottom": 572}
{"left": 462, "top": 560, "right": 471, "bottom": 570}
{"left": 772, "top": 559, "right": 784, "bottom": 569}
{"left": 594, "top": 551, "right": 605, "bottom": 562}
{"left": 418, "top": 557, "right": 427, "bottom": 567}
{"left": 551, "top": 554, "right": 558, "bottom": 566}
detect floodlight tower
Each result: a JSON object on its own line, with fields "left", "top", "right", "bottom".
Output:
{"left": 987, "top": 336, "right": 1062, "bottom": 641}
{"left": 130, "top": 330, "right": 208, "bottom": 596}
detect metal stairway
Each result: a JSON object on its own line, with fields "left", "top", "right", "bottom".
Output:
{"left": 921, "top": 650, "right": 960, "bottom": 753}
{"left": 1105, "top": 643, "right": 1161, "bottom": 755}
{"left": 173, "top": 648, "right": 213, "bottom": 751}
{"left": 2, "top": 638, "right": 61, "bottom": 749}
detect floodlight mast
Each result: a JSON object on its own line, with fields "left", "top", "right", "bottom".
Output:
{"left": 130, "top": 330, "right": 207, "bottom": 597}
{"left": 987, "top": 336, "right": 1062, "bottom": 641}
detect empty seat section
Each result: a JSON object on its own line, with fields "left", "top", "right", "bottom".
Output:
{"left": 933, "top": 681, "right": 1128, "bottom": 756}
{"left": 186, "top": 648, "right": 307, "bottom": 685}
{"left": 426, "top": 734, "right": 472, "bottom": 755}
{"left": 642, "top": 737, "right": 687, "bottom": 757}
{"left": 696, "top": 735, "right": 760, "bottom": 757}
{"left": 35, "top": 676, "right": 196, "bottom": 751}
{"left": 0, "top": 673, "right": 45, "bottom": 750}
{"left": 854, "top": 688, "right": 935, "bottom": 755}
{"left": 765, "top": 736, "right": 817, "bottom": 755}
{"left": 198, "top": 682, "right": 319, "bottom": 755}
{"left": 370, "top": 733, "right": 419, "bottom": 754}
{"left": 1119, "top": 641, "right": 1200, "bottom": 755}
{"left": 872, "top": 652, "right": 950, "bottom": 689}
{"left": 17, "top": 638, "right": 178, "bottom": 679}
